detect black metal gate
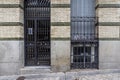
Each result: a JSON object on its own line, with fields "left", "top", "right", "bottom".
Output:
{"left": 24, "top": 0, "right": 50, "bottom": 66}
{"left": 71, "top": 0, "right": 99, "bottom": 69}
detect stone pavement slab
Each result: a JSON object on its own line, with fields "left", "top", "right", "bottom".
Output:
{"left": 0, "top": 69, "right": 120, "bottom": 80}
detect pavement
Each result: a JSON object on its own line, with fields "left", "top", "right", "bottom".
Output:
{"left": 0, "top": 69, "right": 120, "bottom": 80}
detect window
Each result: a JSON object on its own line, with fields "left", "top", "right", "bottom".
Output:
{"left": 71, "top": 0, "right": 98, "bottom": 69}
{"left": 71, "top": 44, "right": 98, "bottom": 69}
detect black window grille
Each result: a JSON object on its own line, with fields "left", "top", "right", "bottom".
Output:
{"left": 71, "top": 0, "right": 99, "bottom": 69}
{"left": 24, "top": 0, "right": 50, "bottom": 66}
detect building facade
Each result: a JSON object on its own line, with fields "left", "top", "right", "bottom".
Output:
{"left": 0, "top": 0, "right": 120, "bottom": 76}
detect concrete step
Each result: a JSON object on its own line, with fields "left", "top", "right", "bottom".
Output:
{"left": 0, "top": 73, "right": 65, "bottom": 80}
{"left": 20, "top": 73, "right": 65, "bottom": 80}
{"left": 20, "top": 66, "right": 52, "bottom": 75}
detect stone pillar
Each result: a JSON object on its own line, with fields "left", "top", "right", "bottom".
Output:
{"left": 51, "top": 0, "right": 70, "bottom": 71}
{"left": 96, "top": 0, "right": 120, "bottom": 69}
{"left": 0, "top": 0, "right": 24, "bottom": 75}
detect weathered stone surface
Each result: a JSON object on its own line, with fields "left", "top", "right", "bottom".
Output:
{"left": 97, "top": 8, "right": 120, "bottom": 22}
{"left": 99, "top": 63, "right": 120, "bottom": 69}
{"left": 51, "top": 26, "right": 70, "bottom": 38}
{"left": 0, "top": 26, "right": 24, "bottom": 38}
{"left": 51, "top": 40, "right": 70, "bottom": 72}
{"left": 99, "top": 26, "right": 119, "bottom": 38}
{"left": 0, "top": 41, "right": 22, "bottom": 62}
{"left": 20, "top": 66, "right": 52, "bottom": 74}
{"left": 97, "top": 0, "right": 120, "bottom": 4}
{"left": 18, "top": 41, "right": 24, "bottom": 68}
{"left": 0, "top": 8, "right": 23, "bottom": 23}
{"left": 0, "top": 62, "right": 21, "bottom": 76}
{"left": 51, "top": 0, "right": 70, "bottom": 4}
{"left": 99, "top": 41, "right": 120, "bottom": 69}
{"left": 0, "top": 0, "right": 21, "bottom": 4}
{"left": 19, "top": 8, "right": 24, "bottom": 24}
{"left": 0, "top": 41, "right": 24, "bottom": 76}
{"left": 51, "top": 8, "right": 70, "bottom": 22}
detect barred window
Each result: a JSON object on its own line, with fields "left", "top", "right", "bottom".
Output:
{"left": 71, "top": 0, "right": 98, "bottom": 69}
{"left": 71, "top": 0, "right": 96, "bottom": 41}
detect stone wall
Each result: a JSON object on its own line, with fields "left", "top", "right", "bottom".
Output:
{"left": 51, "top": 0, "right": 70, "bottom": 72}
{"left": 97, "top": 0, "right": 120, "bottom": 4}
{"left": 0, "top": 0, "right": 120, "bottom": 76}
{"left": 0, "top": 0, "right": 24, "bottom": 75}
{"left": 96, "top": 0, "right": 120, "bottom": 69}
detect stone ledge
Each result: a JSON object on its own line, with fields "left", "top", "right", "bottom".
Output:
{"left": 0, "top": 22, "right": 23, "bottom": 26}
{"left": 51, "top": 22, "right": 70, "bottom": 26}
{"left": 51, "top": 38, "right": 70, "bottom": 40}
{"left": 96, "top": 4, "right": 120, "bottom": 9}
{"left": 99, "top": 22, "right": 120, "bottom": 26}
{"left": 20, "top": 66, "right": 52, "bottom": 75}
{"left": 0, "top": 4, "right": 23, "bottom": 9}
{"left": 51, "top": 4, "right": 70, "bottom": 8}
{"left": 0, "top": 38, "right": 23, "bottom": 40}
{"left": 99, "top": 38, "right": 120, "bottom": 41}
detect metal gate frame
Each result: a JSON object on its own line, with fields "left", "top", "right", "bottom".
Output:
{"left": 24, "top": 0, "right": 51, "bottom": 66}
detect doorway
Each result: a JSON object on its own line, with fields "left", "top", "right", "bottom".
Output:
{"left": 24, "top": 0, "right": 51, "bottom": 66}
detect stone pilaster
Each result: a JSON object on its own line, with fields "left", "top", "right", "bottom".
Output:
{"left": 0, "top": 0, "right": 24, "bottom": 75}
{"left": 96, "top": 0, "right": 120, "bottom": 69}
{"left": 51, "top": 0, "right": 70, "bottom": 72}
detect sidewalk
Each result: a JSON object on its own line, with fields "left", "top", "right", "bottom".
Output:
{"left": 0, "top": 69, "right": 120, "bottom": 80}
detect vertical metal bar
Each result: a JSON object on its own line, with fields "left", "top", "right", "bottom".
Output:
{"left": 76, "top": 47, "right": 79, "bottom": 67}
{"left": 86, "top": 0, "right": 89, "bottom": 39}
{"left": 33, "top": 0, "right": 37, "bottom": 65}
{"left": 79, "top": 46, "right": 81, "bottom": 68}
{"left": 76, "top": 0, "right": 78, "bottom": 40}
{"left": 37, "top": 0, "right": 40, "bottom": 64}
{"left": 24, "top": 2, "right": 26, "bottom": 65}
{"left": 83, "top": 43, "right": 85, "bottom": 68}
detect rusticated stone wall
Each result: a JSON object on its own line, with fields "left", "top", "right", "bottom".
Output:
{"left": 51, "top": 0, "right": 70, "bottom": 72}
{"left": 96, "top": 0, "right": 120, "bottom": 69}
{"left": 0, "top": 0, "right": 120, "bottom": 76}
{"left": 0, "top": 0, "right": 24, "bottom": 75}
